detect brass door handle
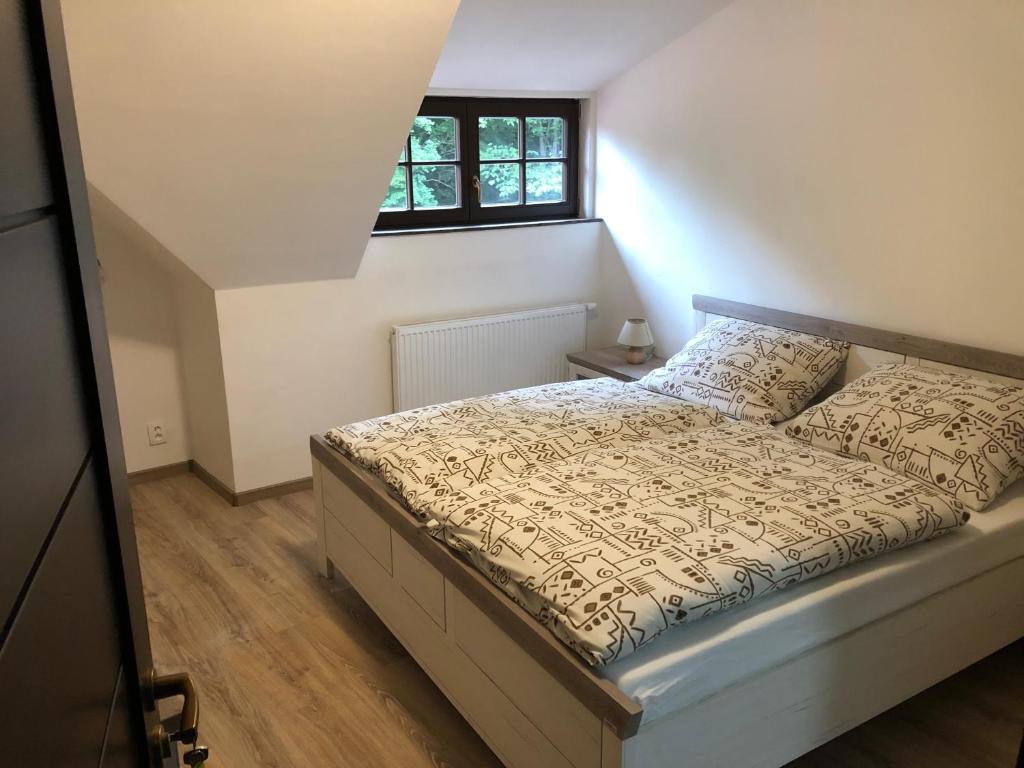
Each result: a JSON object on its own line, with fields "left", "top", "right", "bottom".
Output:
{"left": 471, "top": 174, "right": 481, "bottom": 204}
{"left": 145, "top": 669, "right": 201, "bottom": 759}
{"left": 152, "top": 671, "right": 199, "bottom": 744}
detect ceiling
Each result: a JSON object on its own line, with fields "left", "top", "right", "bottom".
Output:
{"left": 430, "top": 0, "right": 735, "bottom": 94}
{"left": 62, "top": 1, "right": 736, "bottom": 290}
{"left": 63, "top": 0, "right": 459, "bottom": 289}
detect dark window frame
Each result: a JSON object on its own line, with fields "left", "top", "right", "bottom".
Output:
{"left": 375, "top": 96, "right": 579, "bottom": 231}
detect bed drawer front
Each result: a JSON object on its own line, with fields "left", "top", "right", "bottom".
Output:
{"left": 450, "top": 586, "right": 602, "bottom": 768}
{"left": 322, "top": 468, "right": 392, "bottom": 573}
{"left": 323, "top": 509, "right": 573, "bottom": 768}
{"left": 393, "top": 536, "right": 445, "bottom": 629}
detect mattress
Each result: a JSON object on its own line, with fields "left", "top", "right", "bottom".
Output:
{"left": 603, "top": 480, "right": 1024, "bottom": 726}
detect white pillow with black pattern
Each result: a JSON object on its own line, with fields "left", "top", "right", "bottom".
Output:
{"left": 785, "top": 363, "right": 1024, "bottom": 511}
{"left": 639, "top": 318, "right": 849, "bottom": 423}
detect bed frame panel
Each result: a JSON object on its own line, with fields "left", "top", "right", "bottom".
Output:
{"left": 693, "top": 294, "right": 1024, "bottom": 380}
{"left": 621, "top": 558, "right": 1024, "bottom": 767}
{"left": 312, "top": 295, "right": 1024, "bottom": 768}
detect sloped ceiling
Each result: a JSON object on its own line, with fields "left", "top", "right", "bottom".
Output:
{"left": 430, "top": 0, "right": 735, "bottom": 93}
{"left": 62, "top": 0, "right": 460, "bottom": 289}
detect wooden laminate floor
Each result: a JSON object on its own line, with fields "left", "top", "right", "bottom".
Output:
{"left": 131, "top": 473, "right": 1024, "bottom": 768}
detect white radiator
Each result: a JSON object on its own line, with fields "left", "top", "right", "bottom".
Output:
{"left": 391, "top": 304, "right": 590, "bottom": 411}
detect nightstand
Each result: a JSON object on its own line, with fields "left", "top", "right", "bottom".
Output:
{"left": 566, "top": 346, "right": 666, "bottom": 383}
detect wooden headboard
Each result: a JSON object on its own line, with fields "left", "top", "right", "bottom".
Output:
{"left": 692, "top": 295, "right": 1024, "bottom": 385}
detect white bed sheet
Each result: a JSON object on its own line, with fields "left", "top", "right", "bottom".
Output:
{"left": 603, "top": 481, "right": 1024, "bottom": 726}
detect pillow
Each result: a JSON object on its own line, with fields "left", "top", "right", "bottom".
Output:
{"left": 785, "top": 363, "right": 1024, "bottom": 511}
{"left": 638, "top": 318, "right": 849, "bottom": 423}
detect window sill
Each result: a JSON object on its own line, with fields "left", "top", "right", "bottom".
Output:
{"left": 371, "top": 217, "right": 602, "bottom": 238}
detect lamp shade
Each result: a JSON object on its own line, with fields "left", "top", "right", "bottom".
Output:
{"left": 618, "top": 318, "right": 654, "bottom": 348}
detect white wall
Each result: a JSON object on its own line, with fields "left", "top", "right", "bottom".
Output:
{"left": 64, "top": 0, "right": 460, "bottom": 288}
{"left": 67, "top": 0, "right": 467, "bottom": 490}
{"left": 176, "top": 269, "right": 236, "bottom": 489}
{"left": 596, "top": 0, "right": 1024, "bottom": 357}
{"left": 94, "top": 198, "right": 191, "bottom": 474}
{"left": 215, "top": 222, "right": 628, "bottom": 491}
{"left": 90, "top": 187, "right": 236, "bottom": 486}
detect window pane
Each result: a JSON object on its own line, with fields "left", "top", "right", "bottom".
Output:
{"left": 412, "top": 164, "right": 459, "bottom": 209}
{"left": 398, "top": 144, "right": 407, "bottom": 163}
{"left": 411, "top": 116, "right": 457, "bottom": 161}
{"left": 480, "top": 163, "right": 520, "bottom": 206}
{"left": 478, "top": 117, "right": 520, "bottom": 160}
{"left": 380, "top": 166, "right": 408, "bottom": 211}
{"left": 526, "top": 162, "right": 565, "bottom": 204}
{"left": 526, "top": 118, "right": 565, "bottom": 159}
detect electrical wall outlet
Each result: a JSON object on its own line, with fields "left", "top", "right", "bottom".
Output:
{"left": 146, "top": 421, "right": 166, "bottom": 446}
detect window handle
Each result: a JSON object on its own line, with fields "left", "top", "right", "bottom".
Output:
{"left": 471, "top": 174, "right": 481, "bottom": 204}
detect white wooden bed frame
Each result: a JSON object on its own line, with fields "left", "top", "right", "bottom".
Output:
{"left": 311, "top": 295, "right": 1024, "bottom": 768}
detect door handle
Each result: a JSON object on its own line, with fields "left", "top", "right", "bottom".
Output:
{"left": 471, "top": 174, "right": 481, "bottom": 204}
{"left": 149, "top": 671, "right": 199, "bottom": 744}
{"left": 145, "top": 670, "right": 206, "bottom": 763}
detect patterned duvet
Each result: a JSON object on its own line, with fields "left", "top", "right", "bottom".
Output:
{"left": 326, "top": 382, "right": 969, "bottom": 666}
{"left": 326, "top": 378, "right": 724, "bottom": 518}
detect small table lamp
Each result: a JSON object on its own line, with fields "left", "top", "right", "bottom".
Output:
{"left": 618, "top": 318, "right": 654, "bottom": 364}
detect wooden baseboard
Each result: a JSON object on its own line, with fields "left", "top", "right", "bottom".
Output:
{"left": 234, "top": 477, "right": 313, "bottom": 506}
{"left": 129, "top": 459, "right": 311, "bottom": 506}
{"left": 127, "top": 461, "right": 191, "bottom": 485}
{"left": 188, "top": 460, "right": 237, "bottom": 505}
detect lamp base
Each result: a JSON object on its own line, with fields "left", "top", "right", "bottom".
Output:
{"left": 624, "top": 347, "right": 647, "bottom": 365}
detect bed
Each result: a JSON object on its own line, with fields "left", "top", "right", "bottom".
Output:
{"left": 310, "top": 295, "right": 1024, "bottom": 768}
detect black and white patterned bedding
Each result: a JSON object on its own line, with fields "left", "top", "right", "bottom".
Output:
{"left": 326, "top": 377, "right": 724, "bottom": 518}
{"left": 638, "top": 318, "right": 849, "bottom": 424}
{"left": 428, "top": 422, "right": 968, "bottom": 665}
{"left": 325, "top": 381, "right": 969, "bottom": 666}
{"left": 786, "top": 363, "right": 1024, "bottom": 512}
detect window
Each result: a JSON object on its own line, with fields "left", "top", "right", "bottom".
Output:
{"left": 376, "top": 97, "right": 579, "bottom": 230}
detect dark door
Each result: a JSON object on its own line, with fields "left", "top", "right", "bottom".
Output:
{"left": 1, "top": 2, "right": 185, "bottom": 765}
